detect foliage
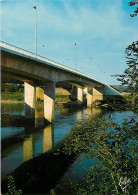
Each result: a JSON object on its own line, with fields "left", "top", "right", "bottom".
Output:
{"left": 113, "top": 41, "right": 138, "bottom": 96}
{"left": 112, "top": 1, "right": 138, "bottom": 105}
{"left": 50, "top": 189, "right": 56, "bottom": 195}
{"left": 129, "top": 0, "right": 138, "bottom": 17}
{"left": 1, "top": 83, "right": 24, "bottom": 92}
{"left": 4, "top": 175, "right": 22, "bottom": 195}
{"left": 112, "top": 41, "right": 138, "bottom": 112}
{"left": 63, "top": 116, "right": 138, "bottom": 194}
{"left": 55, "top": 95, "right": 70, "bottom": 103}
{"left": 106, "top": 96, "right": 138, "bottom": 112}
{"left": 122, "top": 95, "right": 138, "bottom": 112}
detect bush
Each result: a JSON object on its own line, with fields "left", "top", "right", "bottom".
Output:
{"left": 4, "top": 175, "right": 22, "bottom": 195}
{"left": 63, "top": 116, "right": 137, "bottom": 194}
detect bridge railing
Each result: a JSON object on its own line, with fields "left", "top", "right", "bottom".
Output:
{"left": 0, "top": 40, "right": 104, "bottom": 85}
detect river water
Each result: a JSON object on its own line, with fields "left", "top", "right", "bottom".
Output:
{"left": 1, "top": 102, "right": 138, "bottom": 193}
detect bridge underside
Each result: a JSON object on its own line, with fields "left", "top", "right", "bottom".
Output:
{"left": 1, "top": 49, "right": 121, "bottom": 123}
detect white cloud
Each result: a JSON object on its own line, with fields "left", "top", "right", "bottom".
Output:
{"left": 1, "top": 0, "right": 138, "bottom": 84}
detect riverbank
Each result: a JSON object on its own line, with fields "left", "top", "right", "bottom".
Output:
{"left": 1, "top": 93, "right": 86, "bottom": 109}
{"left": 0, "top": 100, "right": 24, "bottom": 103}
{"left": 1, "top": 92, "right": 70, "bottom": 102}
{"left": 1, "top": 92, "right": 24, "bottom": 102}
{"left": 1, "top": 92, "right": 137, "bottom": 111}
{"left": 2, "top": 138, "right": 76, "bottom": 194}
{"left": 1, "top": 92, "right": 71, "bottom": 104}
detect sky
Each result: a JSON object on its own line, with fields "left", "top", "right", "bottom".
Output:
{"left": 0, "top": 0, "right": 138, "bottom": 85}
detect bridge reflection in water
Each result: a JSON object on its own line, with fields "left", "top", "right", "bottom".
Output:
{"left": 23, "top": 124, "right": 54, "bottom": 162}
{"left": 43, "top": 125, "right": 54, "bottom": 153}
{"left": 23, "top": 107, "right": 54, "bottom": 162}
{"left": 23, "top": 135, "right": 34, "bottom": 162}
{"left": 22, "top": 107, "right": 102, "bottom": 163}
{"left": 35, "top": 108, "right": 44, "bottom": 127}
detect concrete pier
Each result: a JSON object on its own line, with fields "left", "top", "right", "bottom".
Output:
{"left": 87, "top": 87, "right": 93, "bottom": 107}
{"left": 77, "top": 86, "right": 83, "bottom": 104}
{"left": 93, "top": 87, "right": 104, "bottom": 102}
{"left": 24, "top": 82, "right": 36, "bottom": 118}
{"left": 44, "top": 82, "right": 55, "bottom": 123}
{"left": 36, "top": 86, "right": 44, "bottom": 101}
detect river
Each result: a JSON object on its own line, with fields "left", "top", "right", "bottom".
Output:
{"left": 1, "top": 102, "right": 138, "bottom": 193}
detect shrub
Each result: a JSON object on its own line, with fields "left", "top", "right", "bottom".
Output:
{"left": 63, "top": 116, "right": 137, "bottom": 194}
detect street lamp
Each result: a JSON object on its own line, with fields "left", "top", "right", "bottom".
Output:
{"left": 75, "top": 43, "right": 77, "bottom": 70}
{"left": 33, "top": 6, "right": 37, "bottom": 55}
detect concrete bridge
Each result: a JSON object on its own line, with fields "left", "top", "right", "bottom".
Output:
{"left": 0, "top": 41, "right": 120, "bottom": 123}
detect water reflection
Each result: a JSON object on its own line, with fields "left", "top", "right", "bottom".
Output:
{"left": 23, "top": 135, "right": 34, "bottom": 162}
{"left": 91, "top": 108, "right": 103, "bottom": 117}
{"left": 1, "top": 103, "right": 24, "bottom": 115}
{"left": 43, "top": 124, "right": 54, "bottom": 153}
{"left": 83, "top": 107, "right": 102, "bottom": 118}
{"left": 60, "top": 108, "right": 70, "bottom": 115}
{"left": 83, "top": 107, "right": 92, "bottom": 118}
{"left": 2, "top": 102, "right": 137, "bottom": 180}
{"left": 35, "top": 108, "right": 44, "bottom": 127}
{"left": 77, "top": 110, "right": 83, "bottom": 121}
{"left": 22, "top": 124, "right": 54, "bottom": 162}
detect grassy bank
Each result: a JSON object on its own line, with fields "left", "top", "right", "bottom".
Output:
{"left": 1, "top": 92, "right": 70, "bottom": 103}
{"left": 55, "top": 95, "right": 70, "bottom": 103}
{"left": 1, "top": 92, "right": 83, "bottom": 108}
{"left": 1, "top": 92, "right": 24, "bottom": 102}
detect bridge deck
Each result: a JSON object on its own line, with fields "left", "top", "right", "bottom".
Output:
{"left": 0, "top": 41, "right": 105, "bottom": 86}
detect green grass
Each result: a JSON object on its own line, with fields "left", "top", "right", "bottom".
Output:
{"left": 55, "top": 95, "right": 70, "bottom": 103}
{"left": 1, "top": 92, "right": 24, "bottom": 101}
{"left": 1, "top": 93, "right": 70, "bottom": 103}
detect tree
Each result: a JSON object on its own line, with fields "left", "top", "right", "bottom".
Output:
{"left": 129, "top": 0, "right": 138, "bottom": 17}
{"left": 63, "top": 116, "right": 137, "bottom": 194}
{"left": 114, "top": 41, "right": 138, "bottom": 95}
{"left": 113, "top": 1, "right": 138, "bottom": 96}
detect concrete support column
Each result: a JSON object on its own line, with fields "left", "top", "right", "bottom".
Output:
{"left": 77, "top": 86, "right": 83, "bottom": 104}
{"left": 24, "top": 82, "right": 36, "bottom": 118}
{"left": 87, "top": 87, "right": 93, "bottom": 107}
{"left": 93, "top": 87, "right": 104, "bottom": 102}
{"left": 36, "top": 86, "right": 44, "bottom": 101}
{"left": 44, "top": 82, "right": 55, "bottom": 123}
{"left": 35, "top": 108, "right": 44, "bottom": 127}
{"left": 83, "top": 87, "right": 93, "bottom": 107}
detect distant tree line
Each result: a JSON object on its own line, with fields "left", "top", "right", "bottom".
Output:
{"left": 1, "top": 83, "right": 24, "bottom": 93}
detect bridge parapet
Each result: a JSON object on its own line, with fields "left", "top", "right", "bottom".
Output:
{"left": 0, "top": 40, "right": 104, "bottom": 86}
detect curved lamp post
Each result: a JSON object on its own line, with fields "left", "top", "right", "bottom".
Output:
{"left": 75, "top": 43, "right": 77, "bottom": 70}
{"left": 33, "top": 6, "right": 37, "bottom": 55}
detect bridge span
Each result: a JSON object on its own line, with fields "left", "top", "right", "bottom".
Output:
{"left": 0, "top": 41, "right": 120, "bottom": 123}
